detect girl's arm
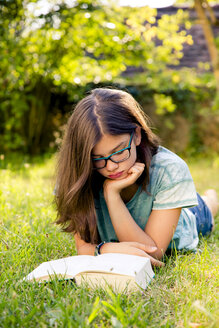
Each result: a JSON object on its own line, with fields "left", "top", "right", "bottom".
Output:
{"left": 144, "top": 208, "right": 181, "bottom": 259}
{"left": 74, "top": 233, "right": 164, "bottom": 266}
{"left": 74, "top": 233, "right": 96, "bottom": 255}
{"left": 104, "top": 163, "right": 181, "bottom": 260}
{"left": 105, "top": 194, "right": 181, "bottom": 259}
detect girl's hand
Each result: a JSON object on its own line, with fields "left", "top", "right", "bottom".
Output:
{"left": 101, "top": 241, "right": 164, "bottom": 267}
{"left": 104, "top": 162, "right": 145, "bottom": 196}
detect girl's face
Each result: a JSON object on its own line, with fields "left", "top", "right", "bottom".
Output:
{"left": 92, "top": 128, "right": 141, "bottom": 180}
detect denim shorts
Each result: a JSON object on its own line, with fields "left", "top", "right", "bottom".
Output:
{"left": 189, "top": 193, "right": 213, "bottom": 236}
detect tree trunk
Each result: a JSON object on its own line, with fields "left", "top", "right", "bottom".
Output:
{"left": 27, "top": 80, "right": 51, "bottom": 154}
{"left": 194, "top": 0, "right": 219, "bottom": 93}
{"left": 202, "top": 0, "right": 217, "bottom": 25}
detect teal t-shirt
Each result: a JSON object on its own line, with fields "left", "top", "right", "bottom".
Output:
{"left": 95, "top": 146, "right": 199, "bottom": 251}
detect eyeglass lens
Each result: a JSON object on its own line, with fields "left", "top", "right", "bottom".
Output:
{"left": 93, "top": 148, "right": 130, "bottom": 169}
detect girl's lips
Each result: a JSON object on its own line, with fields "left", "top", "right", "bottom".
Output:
{"left": 108, "top": 171, "right": 124, "bottom": 179}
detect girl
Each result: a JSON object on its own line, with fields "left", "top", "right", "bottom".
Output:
{"left": 55, "top": 88, "right": 218, "bottom": 267}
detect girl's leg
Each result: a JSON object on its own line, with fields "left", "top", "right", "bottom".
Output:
{"left": 201, "top": 189, "right": 218, "bottom": 232}
{"left": 189, "top": 191, "right": 218, "bottom": 235}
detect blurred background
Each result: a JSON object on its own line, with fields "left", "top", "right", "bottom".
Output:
{"left": 0, "top": 0, "right": 219, "bottom": 156}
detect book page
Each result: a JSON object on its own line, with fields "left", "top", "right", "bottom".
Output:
{"left": 92, "top": 253, "right": 152, "bottom": 276}
{"left": 25, "top": 256, "right": 94, "bottom": 281}
{"left": 75, "top": 272, "right": 138, "bottom": 293}
{"left": 25, "top": 254, "right": 154, "bottom": 284}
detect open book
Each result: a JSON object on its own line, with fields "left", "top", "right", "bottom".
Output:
{"left": 25, "top": 253, "right": 154, "bottom": 292}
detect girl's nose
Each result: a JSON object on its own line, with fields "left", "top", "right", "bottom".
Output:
{"left": 106, "top": 159, "right": 119, "bottom": 171}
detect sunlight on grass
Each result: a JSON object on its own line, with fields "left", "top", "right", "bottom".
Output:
{"left": 0, "top": 154, "right": 218, "bottom": 327}
{"left": 187, "top": 156, "right": 219, "bottom": 194}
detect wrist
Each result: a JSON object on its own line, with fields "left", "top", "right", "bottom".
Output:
{"left": 94, "top": 241, "right": 109, "bottom": 256}
{"left": 104, "top": 181, "right": 121, "bottom": 196}
{"left": 104, "top": 188, "right": 121, "bottom": 204}
{"left": 100, "top": 242, "right": 114, "bottom": 254}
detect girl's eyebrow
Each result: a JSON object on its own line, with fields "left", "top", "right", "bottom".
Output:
{"left": 92, "top": 140, "right": 126, "bottom": 157}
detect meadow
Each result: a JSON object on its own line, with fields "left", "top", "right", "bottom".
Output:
{"left": 0, "top": 154, "right": 218, "bottom": 328}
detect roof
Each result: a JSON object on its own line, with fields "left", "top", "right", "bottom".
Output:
{"left": 157, "top": 5, "right": 219, "bottom": 68}
{"left": 123, "top": 4, "right": 219, "bottom": 75}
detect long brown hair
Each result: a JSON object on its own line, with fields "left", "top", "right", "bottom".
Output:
{"left": 55, "top": 88, "right": 159, "bottom": 243}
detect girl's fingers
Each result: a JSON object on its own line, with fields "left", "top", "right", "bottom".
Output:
{"left": 143, "top": 245, "right": 158, "bottom": 253}
{"left": 132, "top": 247, "right": 164, "bottom": 267}
{"left": 129, "top": 241, "right": 156, "bottom": 252}
{"left": 109, "top": 242, "right": 164, "bottom": 267}
{"left": 147, "top": 255, "right": 164, "bottom": 267}
{"left": 104, "top": 163, "right": 145, "bottom": 192}
{"left": 127, "top": 167, "right": 144, "bottom": 177}
{"left": 128, "top": 163, "right": 145, "bottom": 175}
{"left": 135, "top": 162, "right": 145, "bottom": 168}
{"left": 139, "top": 249, "right": 164, "bottom": 267}
{"left": 133, "top": 162, "right": 145, "bottom": 169}
{"left": 124, "top": 242, "right": 164, "bottom": 267}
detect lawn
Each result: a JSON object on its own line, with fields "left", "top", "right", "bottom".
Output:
{"left": 0, "top": 154, "right": 218, "bottom": 328}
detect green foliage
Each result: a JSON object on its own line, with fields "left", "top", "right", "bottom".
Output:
{"left": 115, "top": 66, "right": 219, "bottom": 156}
{"left": 154, "top": 94, "right": 177, "bottom": 115}
{"left": 0, "top": 0, "right": 197, "bottom": 153}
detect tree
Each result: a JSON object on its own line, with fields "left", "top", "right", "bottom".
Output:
{"left": 0, "top": 0, "right": 193, "bottom": 153}
{"left": 176, "top": 0, "right": 219, "bottom": 95}
{"left": 194, "top": 0, "right": 219, "bottom": 95}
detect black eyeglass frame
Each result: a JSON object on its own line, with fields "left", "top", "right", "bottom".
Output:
{"left": 92, "top": 131, "right": 135, "bottom": 169}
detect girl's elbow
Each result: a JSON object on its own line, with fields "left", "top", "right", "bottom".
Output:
{"left": 77, "top": 247, "right": 83, "bottom": 255}
{"left": 77, "top": 245, "right": 88, "bottom": 255}
{"left": 76, "top": 243, "right": 96, "bottom": 256}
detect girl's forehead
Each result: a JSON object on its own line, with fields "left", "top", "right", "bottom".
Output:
{"left": 92, "top": 133, "right": 129, "bottom": 155}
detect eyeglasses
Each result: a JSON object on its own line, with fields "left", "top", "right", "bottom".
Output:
{"left": 92, "top": 131, "right": 134, "bottom": 169}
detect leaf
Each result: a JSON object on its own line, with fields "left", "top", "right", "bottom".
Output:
{"left": 87, "top": 296, "right": 101, "bottom": 324}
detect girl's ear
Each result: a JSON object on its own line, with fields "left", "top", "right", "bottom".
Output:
{"left": 135, "top": 126, "right": 142, "bottom": 146}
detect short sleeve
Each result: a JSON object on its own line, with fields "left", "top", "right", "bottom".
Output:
{"left": 151, "top": 155, "right": 198, "bottom": 210}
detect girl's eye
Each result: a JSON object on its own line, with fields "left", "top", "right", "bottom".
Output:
{"left": 112, "top": 149, "right": 129, "bottom": 161}
{"left": 117, "top": 149, "right": 125, "bottom": 154}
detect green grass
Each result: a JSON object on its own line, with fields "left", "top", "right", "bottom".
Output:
{"left": 0, "top": 154, "right": 218, "bottom": 328}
